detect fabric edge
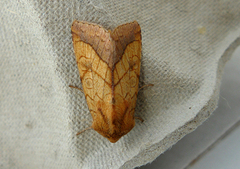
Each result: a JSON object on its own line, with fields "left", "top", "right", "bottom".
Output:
{"left": 120, "top": 36, "right": 240, "bottom": 169}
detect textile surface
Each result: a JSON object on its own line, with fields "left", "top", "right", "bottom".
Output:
{"left": 1, "top": 0, "right": 240, "bottom": 168}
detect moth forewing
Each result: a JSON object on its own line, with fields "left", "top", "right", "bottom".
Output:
{"left": 71, "top": 20, "right": 142, "bottom": 143}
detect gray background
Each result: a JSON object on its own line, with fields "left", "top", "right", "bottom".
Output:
{"left": 1, "top": 1, "right": 240, "bottom": 168}
{"left": 140, "top": 46, "right": 240, "bottom": 169}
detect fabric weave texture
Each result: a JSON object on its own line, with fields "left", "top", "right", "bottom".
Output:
{"left": 1, "top": 0, "right": 240, "bottom": 168}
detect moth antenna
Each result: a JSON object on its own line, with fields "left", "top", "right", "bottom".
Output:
{"left": 138, "top": 84, "right": 154, "bottom": 92}
{"left": 69, "top": 85, "right": 84, "bottom": 93}
{"left": 135, "top": 117, "right": 144, "bottom": 123}
{"left": 76, "top": 126, "right": 92, "bottom": 136}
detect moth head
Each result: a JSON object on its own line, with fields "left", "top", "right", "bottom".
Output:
{"left": 93, "top": 120, "right": 135, "bottom": 143}
{"left": 91, "top": 105, "right": 136, "bottom": 143}
{"left": 107, "top": 135, "right": 121, "bottom": 143}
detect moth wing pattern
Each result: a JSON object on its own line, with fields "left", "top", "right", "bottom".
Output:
{"left": 111, "top": 22, "right": 142, "bottom": 126}
{"left": 71, "top": 20, "right": 142, "bottom": 143}
{"left": 71, "top": 21, "right": 111, "bottom": 121}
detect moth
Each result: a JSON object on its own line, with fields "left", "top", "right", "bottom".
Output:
{"left": 71, "top": 20, "right": 142, "bottom": 143}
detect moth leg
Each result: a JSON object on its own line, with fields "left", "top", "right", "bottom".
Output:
{"left": 69, "top": 85, "right": 83, "bottom": 93}
{"left": 76, "top": 126, "right": 92, "bottom": 136}
{"left": 138, "top": 84, "right": 154, "bottom": 92}
{"left": 135, "top": 117, "right": 144, "bottom": 123}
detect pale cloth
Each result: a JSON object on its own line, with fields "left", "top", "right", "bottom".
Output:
{"left": 1, "top": 0, "right": 240, "bottom": 168}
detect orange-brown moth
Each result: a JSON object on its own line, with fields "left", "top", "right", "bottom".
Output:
{"left": 71, "top": 20, "right": 142, "bottom": 143}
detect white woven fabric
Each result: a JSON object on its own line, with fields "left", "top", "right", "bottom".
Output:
{"left": 1, "top": 0, "right": 240, "bottom": 168}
